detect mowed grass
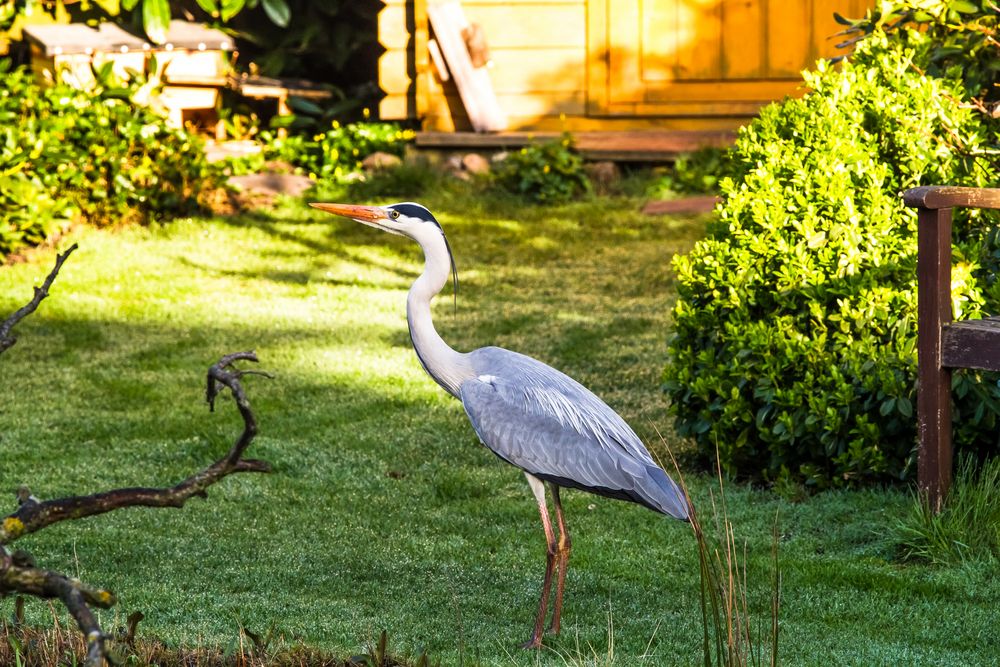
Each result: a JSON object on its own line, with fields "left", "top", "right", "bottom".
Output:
{"left": 1, "top": 186, "right": 997, "bottom": 665}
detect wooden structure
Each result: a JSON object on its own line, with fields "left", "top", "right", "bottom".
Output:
{"left": 905, "top": 186, "right": 1000, "bottom": 512}
{"left": 379, "top": 0, "right": 872, "bottom": 133}
{"left": 23, "top": 21, "right": 232, "bottom": 133}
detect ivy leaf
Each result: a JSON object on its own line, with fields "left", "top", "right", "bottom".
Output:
{"left": 142, "top": 0, "right": 170, "bottom": 44}
{"left": 261, "top": 0, "right": 291, "bottom": 27}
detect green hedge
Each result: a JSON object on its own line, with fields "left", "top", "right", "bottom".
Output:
{"left": 664, "top": 32, "right": 997, "bottom": 487}
{"left": 0, "top": 62, "right": 215, "bottom": 258}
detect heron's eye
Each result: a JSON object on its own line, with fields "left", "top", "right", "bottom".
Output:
{"left": 389, "top": 210, "right": 400, "bottom": 220}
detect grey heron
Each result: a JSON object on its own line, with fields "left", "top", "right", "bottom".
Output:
{"left": 311, "top": 201, "right": 690, "bottom": 648}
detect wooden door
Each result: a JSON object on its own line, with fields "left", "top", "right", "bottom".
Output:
{"left": 587, "top": 0, "right": 870, "bottom": 117}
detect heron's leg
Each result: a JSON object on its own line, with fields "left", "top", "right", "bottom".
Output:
{"left": 548, "top": 483, "right": 572, "bottom": 634}
{"left": 521, "top": 473, "right": 557, "bottom": 650}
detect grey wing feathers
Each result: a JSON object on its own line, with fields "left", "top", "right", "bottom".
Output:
{"left": 460, "top": 347, "right": 689, "bottom": 520}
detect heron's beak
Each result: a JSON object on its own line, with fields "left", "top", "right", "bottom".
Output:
{"left": 309, "top": 203, "right": 388, "bottom": 224}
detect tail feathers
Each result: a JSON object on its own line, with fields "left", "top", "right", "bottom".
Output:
{"left": 643, "top": 465, "right": 690, "bottom": 521}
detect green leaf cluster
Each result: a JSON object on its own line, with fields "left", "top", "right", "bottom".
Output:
{"left": 649, "top": 145, "right": 737, "bottom": 196}
{"left": 837, "top": 0, "right": 1000, "bottom": 108}
{"left": 260, "top": 121, "right": 414, "bottom": 183}
{"left": 493, "top": 134, "right": 591, "bottom": 204}
{"left": 664, "top": 32, "right": 997, "bottom": 487}
{"left": 0, "top": 63, "right": 216, "bottom": 258}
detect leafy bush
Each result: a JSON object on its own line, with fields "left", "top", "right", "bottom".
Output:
{"left": 648, "top": 146, "right": 736, "bottom": 196}
{"left": 261, "top": 120, "right": 414, "bottom": 183}
{"left": 896, "top": 456, "right": 1000, "bottom": 565}
{"left": 664, "top": 33, "right": 996, "bottom": 487}
{"left": 493, "top": 134, "right": 591, "bottom": 204}
{"left": 0, "top": 173, "right": 67, "bottom": 257}
{"left": 837, "top": 0, "right": 999, "bottom": 109}
{"left": 0, "top": 62, "right": 216, "bottom": 257}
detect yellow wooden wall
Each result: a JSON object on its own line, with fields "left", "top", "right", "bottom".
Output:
{"left": 379, "top": 0, "right": 869, "bottom": 132}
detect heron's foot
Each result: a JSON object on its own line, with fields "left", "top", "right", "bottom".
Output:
{"left": 546, "top": 619, "right": 561, "bottom": 635}
{"left": 519, "top": 635, "right": 544, "bottom": 650}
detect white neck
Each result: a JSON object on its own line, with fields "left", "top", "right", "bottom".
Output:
{"left": 406, "top": 226, "right": 473, "bottom": 397}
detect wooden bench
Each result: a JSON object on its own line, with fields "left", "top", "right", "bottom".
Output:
{"left": 904, "top": 186, "right": 1000, "bottom": 511}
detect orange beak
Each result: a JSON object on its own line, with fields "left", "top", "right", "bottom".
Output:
{"left": 309, "top": 203, "right": 388, "bottom": 223}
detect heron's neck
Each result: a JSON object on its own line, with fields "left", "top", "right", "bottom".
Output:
{"left": 406, "top": 233, "right": 473, "bottom": 398}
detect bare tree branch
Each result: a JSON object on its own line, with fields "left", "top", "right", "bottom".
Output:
{"left": 0, "top": 352, "right": 273, "bottom": 666}
{"left": 0, "top": 243, "right": 78, "bottom": 354}
{"left": 1, "top": 352, "right": 272, "bottom": 545}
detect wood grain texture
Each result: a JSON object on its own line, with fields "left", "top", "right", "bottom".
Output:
{"left": 916, "top": 206, "right": 953, "bottom": 513}
{"left": 942, "top": 318, "right": 1000, "bottom": 372}
{"left": 904, "top": 186, "right": 1000, "bottom": 211}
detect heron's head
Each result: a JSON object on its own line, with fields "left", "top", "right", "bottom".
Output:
{"left": 309, "top": 201, "right": 444, "bottom": 241}
{"left": 310, "top": 201, "right": 459, "bottom": 304}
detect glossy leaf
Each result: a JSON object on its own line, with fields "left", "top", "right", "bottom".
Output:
{"left": 142, "top": 0, "right": 170, "bottom": 44}
{"left": 194, "top": 0, "right": 219, "bottom": 16}
{"left": 220, "top": 0, "right": 246, "bottom": 22}
{"left": 261, "top": 0, "right": 290, "bottom": 27}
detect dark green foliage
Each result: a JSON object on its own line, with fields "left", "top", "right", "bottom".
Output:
{"left": 225, "top": 0, "right": 381, "bottom": 114}
{"left": 896, "top": 456, "right": 1000, "bottom": 565}
{"left": 836, "top": 0, "right": 999, "bottom": 108}
{"left": 493, "top": 134, "right": 591, "bottom": 204}
{"left": 665, "top": 33, "right": 996, "bottom": 486}
{"left": 649, "top": 146, "right": 737, "bottom": 196}
{"left": 261, "top": 121, "right": 415, "bottom": 183}
{"left": 0, "top": 62, "right": 216, "bottom": 258}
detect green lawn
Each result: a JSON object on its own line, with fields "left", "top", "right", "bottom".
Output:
{"left": 1, "top": 189, "right": 996, "bottom": 665}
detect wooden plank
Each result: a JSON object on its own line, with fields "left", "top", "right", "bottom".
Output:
{"left": 461, "top": 4, "right": 585, "bottom": 48}
{"left": 432, "top": 47, "right": 584, "bottom": 92}
{"left": 721, "top": 0, "right": 763, "bottom": 79}
{"left": 434, "top": 90, "right": 584, "bottom": 116}
{"left": 415, "top": 0, "right": 431, "bottom": 118}
{"left": 462, "top": 0, "right": 582, "bottom": 4}
{"left": 427, "top": 0, "right": 507, "bottom": 132}
{"left": 607, "top": 0, "right": 642, "bottom": 104}
{"left": 160, "top": 20, "right": 231, "bottom": 50}
{"left": 812, "top": 0, "right": 847, "bottom": 60}
{"left": 607, "top": 99, "right": 772, "bottom": 116}
{"left": 638, "top": 0, "right": 678, "bottom": 83}
{"left": 642, "top": 78, "right": 802, "bottom": 102}
{"left": 916, "top": 206, "right": 954, "bottom": 513}
{"left": 766, "top": 0, "right": 811, "bottom": 77}
{"left": 419, "top": 110, "right": 746, "bottom": 131}
{"left": 903, "top": 186, "right": 1000, "bottom": 211}
{"left": 380, "top": 93, "right": 412, "bottom": 120}
{"left": 642, "top": 196, "right": 720, "bottom": 215}
{"left": 942, "top": 318, "right": 1000, "bottom": 372}
{"left": 380, "top": 49, "right": 412, "bottom": 94}
{"left": 378, "top": 5, "right": 410, "bottom": 50}
{"left": 415, "top": 129, "right": 734, "bottom": 160}
{"left": 673, "top": 0, "right": 723, "bottom": 81}
{"left": 585, "top": 0, "right": 610, "bottom": 115}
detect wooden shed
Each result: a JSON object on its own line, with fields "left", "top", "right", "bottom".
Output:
{"left": 24, "top": 21, "right": 232, "bottom": 133}
{"left": 379, "top": 0, "right": 870, "bottom": 136}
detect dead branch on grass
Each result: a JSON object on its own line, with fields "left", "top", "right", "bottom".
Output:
{"left": 0, "top": 249, "right": 274, "bottom": 666}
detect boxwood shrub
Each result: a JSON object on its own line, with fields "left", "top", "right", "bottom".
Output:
{"left": 664, "top": 32, "right": 997, "bottom": 487}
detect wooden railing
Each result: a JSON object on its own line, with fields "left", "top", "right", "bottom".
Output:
{"left": 904, "top": 186, "right": 1000, "bottom": 511}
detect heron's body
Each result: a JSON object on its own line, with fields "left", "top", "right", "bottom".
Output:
{"left": 312, "top": 200, "right": 689, "bottom": 647}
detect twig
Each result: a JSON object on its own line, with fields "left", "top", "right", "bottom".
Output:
{"left": 0, "top": 352, "right": 273, "bottom": 666}
{"left": 0, "top": 352, "right": 271, "bottom": 545}
{"left": 0, "top": 244, "right": 78, "bottom": 355}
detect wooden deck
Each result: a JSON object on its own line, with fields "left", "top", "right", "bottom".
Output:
{"left": 414, "top": 129, "right": 736, "bottom": 162}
